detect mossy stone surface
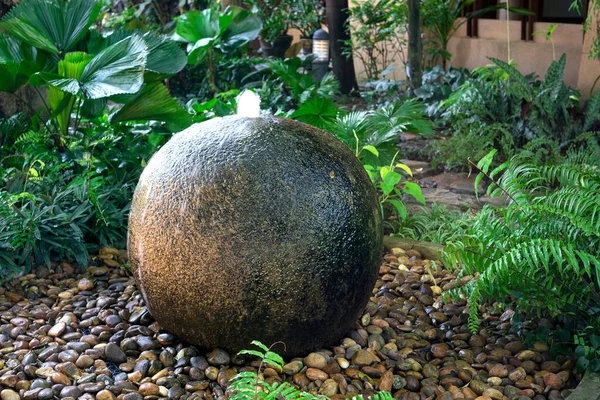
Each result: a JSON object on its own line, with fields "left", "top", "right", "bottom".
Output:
{"left": 128, "top": 115, "right": 383, "bottom": 356}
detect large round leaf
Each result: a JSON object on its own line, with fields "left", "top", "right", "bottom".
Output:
{"left": 29, "top": 36, "right": 148, "bottom": 100}
{"left": 109, "top": 82, "right": 192, "bottom": 130}
{"left": 0, "top": 0, "right": 101, "bottom": 54}
{"left": 88, "top": 30, "right": 186, "bottom": 76}
{"left": 176, "top": 9, "right": 219, "bottom": 43}
{"left": 142, "top": 32, "right": 187, "bottom": 75}
{"left": 79, "top": 35, "right": 148, "bottom": 99}
{"left": 220, "top": 6, "right": 262, "bottom": 52}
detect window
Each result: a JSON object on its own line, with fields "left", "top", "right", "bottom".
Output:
{"left": 538, "top": 0, "right": 587, "bottom": 23}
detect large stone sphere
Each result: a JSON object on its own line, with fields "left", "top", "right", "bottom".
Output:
{"left": 128, "top": 115, "right": 383, "bottom": 356}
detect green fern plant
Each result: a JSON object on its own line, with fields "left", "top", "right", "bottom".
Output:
{"left": 443, "top": 148, "right": 600, "bottom": 370}
{"left": 229, "top": 341, "right": 395, "bottom": 400}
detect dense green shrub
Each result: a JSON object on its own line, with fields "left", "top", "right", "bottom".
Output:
{"left": 245, "top": 56, "right": 340, "bottom": 112}
{"left": 345, "top": 0, "right": 408, "bottom": 81}
{"left": 433, "top": 55, "right": 600, "bottom": 169}
{"left": 0, "top": 115, "right": 168, "bottom": 279}
{"left": 413, "top": 65, "right": 469, "bottom": 118}
{"left": 444, "top": 148, "right": 600, "bottom": 370}
{"left": 0, "top": 0, "right": 191, "bottom": 148}
{"left": 394, "top": 204, "right": 474, "bottom": 243}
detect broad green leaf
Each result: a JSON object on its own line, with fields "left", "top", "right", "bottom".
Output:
{"left": 0, "top": 0, "right": 101, "bottom": 54}
{"left": 186, "top": 37, "right": 215, "bottom": 64}
{"left": 29, "top": 72, "right": 80, "bottom": 92}
{"left": 379, "top": 166, "right": 390, "bottom": 180}
{"left": 395, "top": 163, "right": 413, "bottom": 177}
{"left": 79, "top": 35, "right": 148, "bottom": 99}
{"left": 87, "top": 29, "right": 136, "bottom": 54}
{"left": 576, "top": 356, "right": 590, "bottom": 373}
{"left": 221, "top": 6, "right": 262, "bottom": 51}
{"left": 387, "top": 198, "right": 407, "bottom": 220}
{"left": 176, "top": 9, "right": 219, "bottom": 44}
{"left": 383, "top": 170, "right": 402, "bottom": 186}
{"left": 362, "top": 145, "right": 379, "bottom": 157}
{"left": 109, "top": 82, "right": 192, "bottom": 130}
{"left": 89, "top": 30, "right": 187, "bottom": 75}
{"left": 142, "top": 32, "right": 187, "bottom": 75}
{"left": 381, "top": 171, "right": 402, "bottom": 196}
{"left": 403, "top": 181, "right": 426, "bottom": 205}
{"left": 80, "top": 98, "right": 108, "bottom": 119}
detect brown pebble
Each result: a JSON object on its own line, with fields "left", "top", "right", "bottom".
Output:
{"left": 306, "top": 368, "right": 328, "bottom": 381}
{"left": 379, "top": 370, "right": 393, "bottom": 392}
{"left": 138, "top": 382, "right": 160, "bottom": 396}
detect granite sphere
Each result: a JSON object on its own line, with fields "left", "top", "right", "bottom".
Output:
{"left": 128, "top": 115, "right": 383, "bottom": 356}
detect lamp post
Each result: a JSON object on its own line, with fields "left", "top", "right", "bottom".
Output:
{"left": 312, "top": 28, "right": 329, "bottom": 81}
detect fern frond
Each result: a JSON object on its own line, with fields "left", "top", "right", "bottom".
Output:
{"left": 584, "top": 91, "right": 600, "bottom": 132}
{"left": 444, "top": 149, "right": 600, "bottom": 332}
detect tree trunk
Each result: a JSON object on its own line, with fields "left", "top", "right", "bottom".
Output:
{"left": 326, "top": 0, "right": 358, "bottom": 94}
{"left": 221, "top": 0, "right": 243, "bottom": 9}
{"left": 407, "top": 0, "right": 423, "bottom": 89}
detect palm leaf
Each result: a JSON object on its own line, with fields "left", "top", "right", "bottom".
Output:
{"left": 109, "top": 82, "right": 192, "bottom": 130}
{"left": 142, "top": 32, "right": 187, "bottom": 75}
{"left": 0, "top": 0, "right": 101, "bottom": 54}
{"left": 49, "top": 52, "right": 93, "bottom": 136}
{"left": 79, "top": 35, "right": 148, "bottom": 99}
{"left": 220, "top": 6, "right": 262, "bottom": 51}
{"left": 0, "top": 36, "right": 44, "bottom": 93}
{"left": 291, "top": 97, "right": 338, "bottom": 130}
{"left": 0, "top": 63, "right": 26, "bottom": 92}
{"left": 88, "top": 30, "right": 187, "bottom": 76}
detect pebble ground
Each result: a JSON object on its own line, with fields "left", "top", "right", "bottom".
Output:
{"left": 0, "top": 246, "right": 579, "bottom": 400}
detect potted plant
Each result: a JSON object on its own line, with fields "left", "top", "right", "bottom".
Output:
{"left": 246, "top": 0, "right": 293, "bottom": 58}
{"left": 290, "top": 0, "right": 325, "bottom": 55}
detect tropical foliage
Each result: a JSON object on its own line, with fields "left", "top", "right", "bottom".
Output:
{"left": 433, "top": 55, "right": 600, "bottom": 169}
{"left": 444, "top": 148, "right": 600, "bottom": 370}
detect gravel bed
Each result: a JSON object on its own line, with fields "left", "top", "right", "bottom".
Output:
{"left": 0, "top": 246, "right": 579, "bottom": 400}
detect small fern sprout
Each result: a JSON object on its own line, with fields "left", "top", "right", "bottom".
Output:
{"left": 228, "top": 341, "right": 396, "bottom": 400}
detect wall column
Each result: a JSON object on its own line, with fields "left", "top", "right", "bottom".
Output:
{"left": 577, "top": 4, "right": 599, "bottom": 101}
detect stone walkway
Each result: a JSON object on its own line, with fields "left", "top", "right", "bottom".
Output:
{"left": 400, "top": 160, "right": 507, "bottom": 213}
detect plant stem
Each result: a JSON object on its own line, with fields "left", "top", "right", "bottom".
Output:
{"left": 9, "top": 92, "right": 37, "bottom": 116}
{"left": 32, "top": 86, "right": 62, "bottom": 142}
{"left": 467, "top": 158, "right": 520, "bottom": 207}
{"left": 73, "top": 97, "right": 84, "bottom": 135}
